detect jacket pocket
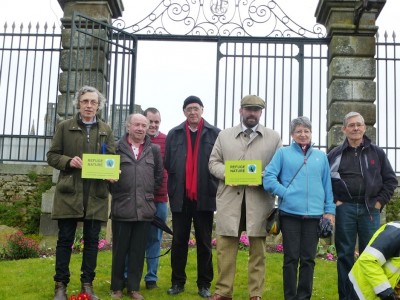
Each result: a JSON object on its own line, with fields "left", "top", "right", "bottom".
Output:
{"left": 57, "top": 173, "right": 75, "bottom": 193}
{"left": 93, "top": 180, "right": 109, "bottom": 198}
{"left": 141, "top": 194, "right": 156, "bottom": 219}
{"left": 111, "top": 194, "right": 135, "bottom": 219}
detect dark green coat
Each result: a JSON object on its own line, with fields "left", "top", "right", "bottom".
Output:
{"left": 47, "top": 114, "right": 116, "bottom": 221}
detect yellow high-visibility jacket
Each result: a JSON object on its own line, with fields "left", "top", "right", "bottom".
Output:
{"left": 349, "top": 222, "right": 400, "bottom": 300}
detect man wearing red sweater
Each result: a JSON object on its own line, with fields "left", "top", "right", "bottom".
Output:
{"left": 142, "top": 107, "right": 169, "bottom": 290}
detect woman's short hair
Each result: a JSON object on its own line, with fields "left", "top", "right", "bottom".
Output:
{"left": 72, "top": 85, "right": 106, "bottom": 110}
{"left": 290, "top": 116, "right": 312, "bottom": 134}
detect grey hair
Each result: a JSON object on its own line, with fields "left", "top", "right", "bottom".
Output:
{"left": 290, "top": 116, "right": 312, "bottom": 134}
{"left": 343, "top": 112, "right": 364, "bottom": 126}
{"left": 125, "top": 113, "right": 135, "bottom": 130}
{"left": 125, "top": 113, "right": 149, "bottom": 130}
{"left": 72, "top": 86, "right": 106, "bottom": 110}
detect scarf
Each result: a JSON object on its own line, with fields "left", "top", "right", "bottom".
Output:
{"left": 185, "top": 118, "right": 204, "bottom": 201}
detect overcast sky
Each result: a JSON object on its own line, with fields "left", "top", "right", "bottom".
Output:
{"left": 0, "top": 0, "right": 398, "bottom": 132}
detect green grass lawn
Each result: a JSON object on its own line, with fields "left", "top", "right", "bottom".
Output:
{"left": 0, "top": 249, "right": 338, "bottom": 299}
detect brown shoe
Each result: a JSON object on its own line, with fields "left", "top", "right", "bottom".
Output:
{"left": 54, "top": 282, "right": 67, "bottom": 300}
{"left": 110, "top": 290, "right": 123, "bottom": 299}
{"left": 208, "top": 294, "right": 232, "bottom": 300}
{"left": 250, "top": 297, "right": 261, "bottom": 300}
{"left": 81, "top": 282, "right": 99, "bottom": 300}
{"left": 128, "top": 290, "right": 144, "bottom": 300}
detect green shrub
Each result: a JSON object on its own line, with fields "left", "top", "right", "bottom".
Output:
{"left": 0, "top": 175, "right": 52, "bottom": 234}
{"left": 386, "top": 190, "right": 400, "bottom": 222}
{"left": 27, "top": 171, "right": 38, "bottom": 181}
{"left": 2, "top": 231, "right": 40, "bottom": 259}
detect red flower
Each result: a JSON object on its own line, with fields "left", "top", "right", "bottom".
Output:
{"left": 78, "top": 293, "right": 91, "bottom": 300}
{"left": 69, "top": 293, "right": 91, "bottom": 300}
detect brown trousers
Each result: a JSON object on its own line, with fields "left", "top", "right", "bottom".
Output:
{"left": 214, "top": 235, "right": 266, "bottom": 298}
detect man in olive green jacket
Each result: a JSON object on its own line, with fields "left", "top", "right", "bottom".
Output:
{"left": 47, "top": 86, "right": 115, "bottom": 300}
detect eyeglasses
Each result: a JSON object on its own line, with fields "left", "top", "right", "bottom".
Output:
{"left": 346, "top": 123, "right": 364, "bottom": 129}
{"left": 294, "top": 130, "right": 311, "bottom": 135}
{"left": 80, "top": 99, "right": 99, "bottom": 106}
{"left": 184, "top": 106, "right": 202, "bottom": 113}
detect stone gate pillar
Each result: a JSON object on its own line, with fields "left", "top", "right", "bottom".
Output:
{"left": 56, "top": 0, "right": 124, "bottom": 121}
{"left": 315, "top": 0, "right": 386, "bottom": 149}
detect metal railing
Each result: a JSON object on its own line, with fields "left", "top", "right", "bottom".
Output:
{"left": 376, "top": 31, "right": 400, "bottom": 174}
{"left": 0, "top": 21, "right": 399, "bottom": 174}
{"left": 0, "top": 22, "right": 61, "bottom": 163}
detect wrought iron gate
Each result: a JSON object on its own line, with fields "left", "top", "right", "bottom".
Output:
{"left": 1, "top": 0, "right": 399, "bottom": 173}
{"left": 214, "top": 37, "right": 328, "bottom": 148}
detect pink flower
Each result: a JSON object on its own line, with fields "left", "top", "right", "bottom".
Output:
{"left": 211, "top": 239, "right": 217, "bottom": 247}
{"left": 98, "top": 239, "right": 108, "bottom": 250}
{"left": 239, "top": 233, "right": 250, "bottom": 247}
{"left": 275, "top": 244, "right": 284, "bottom": 252}
{"left": 188, "top": 239, "right": 196, "bottom": 247}
{"left": 326, "top": 253, "right": 334, "bottom": 261}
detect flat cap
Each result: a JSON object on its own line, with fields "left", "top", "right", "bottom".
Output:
{"left": 240, "top": 95, "right": 265, "bottom": 109}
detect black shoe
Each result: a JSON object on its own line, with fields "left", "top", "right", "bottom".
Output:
{"left": 167, "top": 285, "right": 184, "bottom": 295}
{"left": 146, "top": 281, "right": 158, "bottom": 289}
{"left": 198, "top": 287, "right": 211, "bottom": 298}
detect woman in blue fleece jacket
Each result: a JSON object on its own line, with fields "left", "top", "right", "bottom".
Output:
{"left": 263, "top": 116, "right": 335, "bottom": 300}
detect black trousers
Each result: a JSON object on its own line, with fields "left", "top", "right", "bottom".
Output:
{"left": 170, "top": 199, "right": 214, "bottom": 289}
{"left": 111, "top": 220, "right": 149, "bottom": 292}
{"left": 54, "top": 219, "right": 102, "bottom": 285}
{"left": 281, "top": 215, "right": 319, "bottom": 300}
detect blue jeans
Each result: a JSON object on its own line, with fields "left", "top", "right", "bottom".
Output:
{"left": 144, "top": 202, "right": 168, "bottom": 283}
{"left": 54, "top": 219, "right": 102, "bottom": 285}
{"left": 335, "top": 202, "right": 380, "bottom": 300}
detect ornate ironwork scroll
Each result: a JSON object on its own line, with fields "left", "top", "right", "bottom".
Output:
{"left": 112, "top": 0, "right": 326, "bottom": 38}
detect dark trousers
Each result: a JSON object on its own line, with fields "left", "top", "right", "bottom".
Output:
{"left": 335, "top": 203, "right": 380, "bottom": 300}
{"left": 111, "top": 220, "right": 149, "bottom": 292}
{"left": 54, "top": 219, "right": 102, "bottom": 285}
{"left": 281, "top": 215, "right": 319, "bottom": 300}
{"left": 170, "top": 199, "right": 214, "bottom": 289}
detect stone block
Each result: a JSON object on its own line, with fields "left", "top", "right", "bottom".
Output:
{"left": 61, "top": 29, "right": 109, "bottom": 50}
{"left": 327, "top": 101, "right": 376, "bottom": 128}
{"left": 328, "top": 79, "right": 376, "bottom": 106}
{"left": 60, "top": 49, "right": 107, "bottom": 72}
{"left": 39, "top": 213, "right": 59, "bottom": 236}
{"left": 58, "top": 72, "right": 106, "bottom": 94}
{"left": 329, "top": 35, "right": 375, "bottom": 61}
{"left": 56, "top": 94, "right": 74, "bottom": 115}
{"left": 329, "top": 57, "right": 375, "bottom": 83}
{"left": 41, "top": 186, "right": 56, "bottom": 213}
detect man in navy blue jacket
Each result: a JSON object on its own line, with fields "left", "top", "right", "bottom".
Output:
{"left": 164, "top": 96, "right": 220, "bottom": 298}
{"left": 327, "top": 111, "right": 398, "bottom": 300}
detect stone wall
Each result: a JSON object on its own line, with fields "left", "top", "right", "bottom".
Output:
{"left": 0, "top": 164, "right": 53, "bottom": 205}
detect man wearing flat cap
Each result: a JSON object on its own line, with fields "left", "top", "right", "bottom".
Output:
{"left": 209, "top": 95, "right": 282, "bottom": 300}
{"left": 164, "top": 95, "right": 220, "bottom": 298}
